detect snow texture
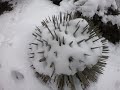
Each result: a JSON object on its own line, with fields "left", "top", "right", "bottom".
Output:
{"left": 0, "top": 0, "right": 120, "bottom": 90}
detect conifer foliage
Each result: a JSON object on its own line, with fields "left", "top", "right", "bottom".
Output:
{"left": 0, "top": 0, "right": 13, "bottom": 15}
{"left": 50, "top": 0, "right": 62, "bottom": 5}
{"left": 29, "top": 13, "right": 109, "bottom": 90}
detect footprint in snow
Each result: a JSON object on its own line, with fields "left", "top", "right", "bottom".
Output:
{"left": 11, "top": 70, "right": 24, "bottom": 81}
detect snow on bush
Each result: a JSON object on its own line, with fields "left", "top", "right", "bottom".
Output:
{"left": 74, "top": 0, "right": 120, "bottom": 25}
{"left": 28, "top": 13, "right": 109, "bottom": 90}
{"left": 60, "top": 0, "right": 119, "bottom": 20}
{"left": 60, "top": 0, "right": 120, "bottom": 44}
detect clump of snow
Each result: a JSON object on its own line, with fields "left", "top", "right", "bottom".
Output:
{"left": 59, "top": 0, "right": 76, "bottom": 13}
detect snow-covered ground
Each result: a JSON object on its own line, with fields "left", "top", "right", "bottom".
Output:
{"left": 0, "top": 0, "right": 120, "bottom": 90}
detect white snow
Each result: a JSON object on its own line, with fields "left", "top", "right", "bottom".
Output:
{"left": 0, "top": 0, "right": 57, "bottom": 90}
{"left": 0, "top": 0, "right": 120, "bottom": 90}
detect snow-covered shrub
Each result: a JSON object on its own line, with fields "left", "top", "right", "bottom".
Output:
{"left": 29, "top": 13, "right": 109, "bottom": 90}
{"left": 60, "top": 0, "right": 120, "bottom": 44}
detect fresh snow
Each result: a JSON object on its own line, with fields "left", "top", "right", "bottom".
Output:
{"left": 0, "top": 0, "right": 120, "bottom": 90}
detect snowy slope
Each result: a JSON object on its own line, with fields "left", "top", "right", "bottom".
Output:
{"left": 0, "top": 0, "right": 120, "bottom": 90}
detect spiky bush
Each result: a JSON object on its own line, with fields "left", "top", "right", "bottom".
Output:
{"left": 29, "top": 13, "right": 109, "bottom": 90}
